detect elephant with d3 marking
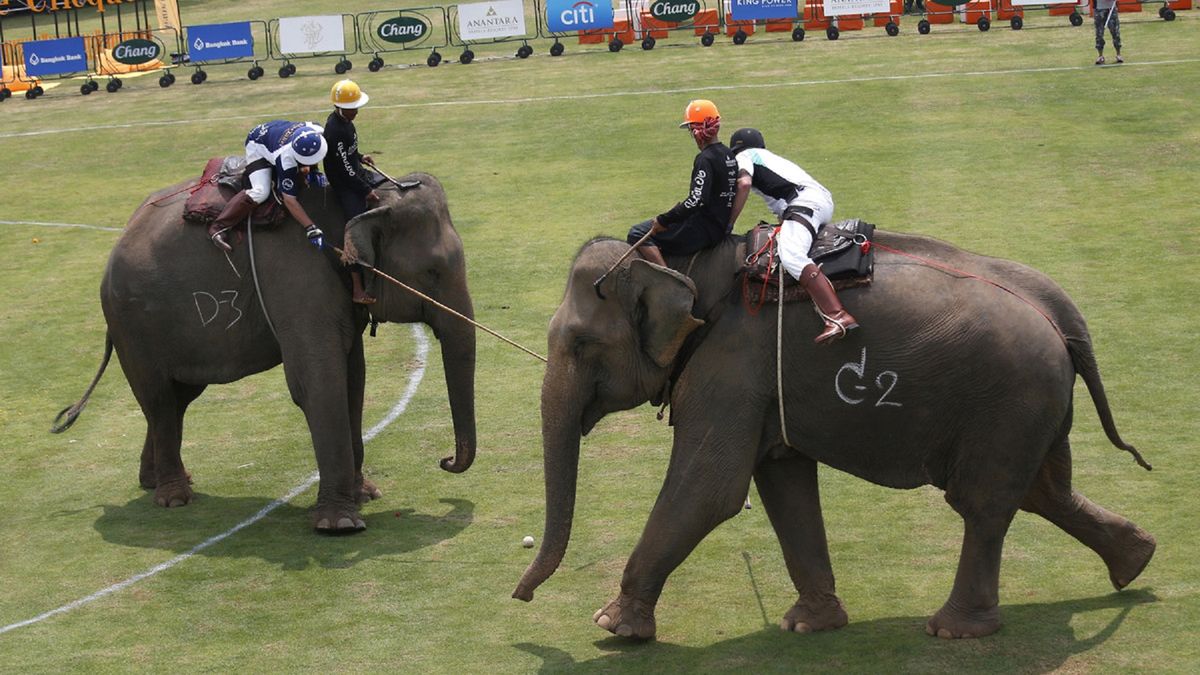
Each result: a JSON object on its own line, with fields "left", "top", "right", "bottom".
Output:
{"left": 514, "top": 231, "right": 1154, "bottom": 640}
{"left": 53, "top": 172, "right": 476, "bottom": 534}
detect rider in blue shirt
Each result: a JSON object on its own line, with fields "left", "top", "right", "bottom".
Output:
{"left": 208, "top": 120, "right": 329, "bottom": 252}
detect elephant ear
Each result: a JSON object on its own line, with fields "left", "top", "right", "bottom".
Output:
{"left": 629, "top": 259, "right": 704, "bottom": 368}
{"left": 341, "top": 205, "right": 391, "bottom": 266}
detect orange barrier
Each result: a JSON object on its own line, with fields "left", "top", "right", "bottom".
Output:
{"left": 96, "top": 48, "right": 163, "bottom": 76}
{"left": 611, "top": 19, "right": 635, "bottom": 43}
{"left": 639, "top": 12, "right": 672, "bottom": 39}
{"left": 693, "top": 9, "right": 720, "bottom": 34}
{"left": 1116, "top": 0, "right": 1142, "bottom": 11}
{"left": 1165, "top": 0, "right": 1191, "bottom": 8}
{"left": 803, "top": 1, "right": 831, "bottom": 29}
{"left": 960, "top": 0, "right": 991, "bottom": 23}
{"left": 1047, "top": 3, "right": 1081, "bottom": 16}
{"left": 725, "top": 14, "right": 757, "bottom": 35}
{"left": 925, "top": 1, "right": 957, "bottom": 22}
{"left": 874, "top": 0, "right": 904, "bottom": 26}
{"left": 835, "top": 15, "right": 865, "bottom": 30}
{"left": 765, "top": 18, "right": 794, "bottom": 31}
{"left": 578, "top": 28, "right": 606, "bottom": 44}
{"left": 1, "top": 64, "right": 41, "bottom": 92}
{"left": 997, "top": 0, "right": 1023, "bottom": 20}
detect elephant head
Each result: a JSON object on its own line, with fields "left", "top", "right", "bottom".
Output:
{"left": 344, "top": 174, "right": 477, "bottom": 474}
{"left": 514, "top": 241, "right": 702, "bottom": 601}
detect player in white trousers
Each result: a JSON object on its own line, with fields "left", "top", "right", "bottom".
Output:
{"left": 727, "top": 128, "right": 858, "bottom": 344}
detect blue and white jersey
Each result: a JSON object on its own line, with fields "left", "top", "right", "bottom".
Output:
{"left": 244, "top": 120, "right": 322, "bottom": 197}
{"left": 735, "top": 147, "right": 832, "bottom": 217}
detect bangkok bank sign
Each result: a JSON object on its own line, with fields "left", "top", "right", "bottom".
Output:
{"left": 545, "top": 0, "right": 614, "bottom": 32}
{"left": 649, "top": 0, "right": 700, "bottom": 23}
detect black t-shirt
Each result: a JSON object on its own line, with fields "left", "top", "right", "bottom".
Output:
{"left": 322, "top": 111, "right": 372, "bottom": 198}
{"left": 656, "top": 142, "right": 738, "bottom": 243}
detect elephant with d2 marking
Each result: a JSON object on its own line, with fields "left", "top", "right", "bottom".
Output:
{"left": 514, "top": 231, "right": 1154, "bottom": 640}
{"left": 53, "top": 173, "right": 476, "bottom": 534}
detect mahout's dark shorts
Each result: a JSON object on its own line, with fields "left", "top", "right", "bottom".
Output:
{"left": 627, "top": 216, "right": 723, "bottom": 257}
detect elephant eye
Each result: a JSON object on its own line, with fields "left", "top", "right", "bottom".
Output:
{"left": 572, "top": 335, "right": 598, "bottom": 358}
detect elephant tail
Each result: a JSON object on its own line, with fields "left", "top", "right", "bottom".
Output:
{"left": 1067, "top": 336, "right": 1152, "bottom": 471}
{"left": 50, "top": 335, "right": 113, "bottom": 434}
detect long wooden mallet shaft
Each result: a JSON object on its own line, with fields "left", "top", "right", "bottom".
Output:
{"left": 594, "top": 229, "right": 654, "bottom": 299}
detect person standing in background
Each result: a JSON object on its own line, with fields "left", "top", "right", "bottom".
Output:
{"left": 1092, "top": 0, "right": 1123, "bottom": 65}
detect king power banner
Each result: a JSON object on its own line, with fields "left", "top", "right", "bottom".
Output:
{"left": 278, "top": 15, "right": 346, "bottom": 55}
{"left": 457, "top": 0, "right": 527, "bottom": 40}
{"left": 823, "top": 0, "right": 891, "bottom": 14}
{"left": 729, "top": 0, "right": 797, "bottom": 21}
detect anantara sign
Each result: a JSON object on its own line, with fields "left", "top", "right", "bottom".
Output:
{"left": 377, "top": 16, "right": 429, "bottom": 44}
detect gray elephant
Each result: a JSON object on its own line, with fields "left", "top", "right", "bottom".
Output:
{"left": 53, "top": 172, "right": 476, "bottom": 533}
{"left": 514, "top": 230, "right": 1154, "bottom": 640}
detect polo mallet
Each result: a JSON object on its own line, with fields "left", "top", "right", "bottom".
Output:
{"left": 363, "top": 157, "right": 420, "bottom": 190}
{"left": 593, "top": 228, "right": 655, "bottom": 299}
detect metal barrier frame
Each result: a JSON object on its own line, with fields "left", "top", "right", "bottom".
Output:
{"left": 621, "top": 0, "right": 726, "bottom": 49}
{"left": 355, "top": 7, "right": 451, "bottom": 69}
{"left": 266, "top": 13, "right": 357, "bottom": 77}
{"left": 182, "top": 20, "right": 272, "bottom": 84}
{"left": 0, "top": 41, "right": 16, "bottom": 100}
{"left": 85, "top": 25, "right": 181, "bottom": 94}
{"left": 448, "top": 0, "right": 543, "bottom": 62}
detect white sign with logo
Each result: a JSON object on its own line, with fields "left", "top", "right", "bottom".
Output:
{"left": 824, "top": 0, "right": 891, "bottom": 15}
{"left": 278, "top": 15, "right": 345, "bottom": 54}
{"left": 457, "top": 0, "right": 527, "bottom": 41}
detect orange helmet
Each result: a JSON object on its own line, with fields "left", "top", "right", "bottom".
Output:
{"left": 679, "top": 99, "right": 720, "bottom": 128}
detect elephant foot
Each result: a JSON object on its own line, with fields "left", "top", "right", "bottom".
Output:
{"left": 593, "top": 594, "right": 656, "bottom": 640}
{"left": 141, "top": 470, "right": 192, "bottom": 490}
{"left": 312, "top": 505, "right": 366, "bottom": 534}
{"left": 153, "top": 478, "right": 194, "bottom": 508}
{"left": 780, "top": 594, "right": 849, "bottom": 634}
{"left": 925, "top": 603, "right": 1000, "bottom": 639}
{"left": 356, "top": 474, "right": 383, "bottom": 504}
{"left": 1104, "top": 525, "right": 1156, "bottom": 590}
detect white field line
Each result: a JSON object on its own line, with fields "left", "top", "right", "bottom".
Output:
{"left": 0, "top": 323, "right": 430, "bottom": 636}
{"left": 1, "top": 58, "right": 1196, "bottom": 141}
{"left": 0, "top": 219, "right": 124, "bottom": 232}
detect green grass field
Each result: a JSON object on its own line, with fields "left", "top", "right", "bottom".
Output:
{"left": 1, "top": 1, "right": 1198, "bottom": 671}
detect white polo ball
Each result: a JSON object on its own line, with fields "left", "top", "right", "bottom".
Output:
{"left": 522, "top": 535, "right": 535, "bottom": 548}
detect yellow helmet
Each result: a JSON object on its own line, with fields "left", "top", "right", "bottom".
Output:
{"left": 331, "top": 79, "right": 369, "bottom": 109}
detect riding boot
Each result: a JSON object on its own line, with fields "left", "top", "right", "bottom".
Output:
{"left": 207, "top": 190, "right": 255, "bottom": 252}
{"left": 798, "top": 263, "right": 859, "bottom": 345}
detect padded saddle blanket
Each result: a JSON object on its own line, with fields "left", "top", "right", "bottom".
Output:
{"left": 742, "top": 219, "right": 876, "bottom": 305}
{"left": 181, "top": 156, "right": 285, "bottom": 228}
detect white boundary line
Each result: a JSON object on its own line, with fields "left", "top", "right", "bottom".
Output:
{"left": 0, "top": 219, "right": 123, "bottom": 232}
{"left": 0, "top": 323, "right": 430, "bottom": 636}
{"left": 1, "top": 58, "right": 1196, "bottom": 140}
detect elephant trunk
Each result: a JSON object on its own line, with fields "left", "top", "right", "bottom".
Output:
{"left": 435, "top": 285, "right": 477, "bottom": 473}
{"left": 513, "top": 360, "right": 582, "bottom": 601}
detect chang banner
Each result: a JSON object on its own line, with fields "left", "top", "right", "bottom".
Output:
{"left": 187, "top": 22, "right": 255, "bottom": 61}
{"left": 457, "top": 0, "right": 527, "bottom": 41}
{"left": 823, "top": 0, "right": 891, "bottom": 14}
{"left": 545, "top": 0, "right": 614, "bottom": 33}
{"left": 278, "top": 15, "right": 346, "bottom": 54}
{"left": 730, "top": 0, "right": 798, "bottom": 21}
{"left": 23, "top": 36, "right": 87, "bottom": 77}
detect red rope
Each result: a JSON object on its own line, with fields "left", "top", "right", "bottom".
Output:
{"left": 148, "top": 175, "right": 215, "bottom": 207}
{"left": 872, "top": 242, "right": 1066, "bottom": 344}
{"left": 743, "top": 226, "right": 779, "bottom": 316}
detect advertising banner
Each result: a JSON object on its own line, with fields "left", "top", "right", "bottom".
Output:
{"left": 730, "top": 0, "right": 798, "bottom": 20}
{"left": 545, "top": 0, "right": 615, "bottom": 33}
{"left": 457, "top": 0, "right": 527, "bottom": 41}
{"left": 278, "top": 15, "right": 346, "bottom": 54}
{"left": 647, "top": 0, "right": 702, "bottom": 23}
{"left": 23, "top": 36, "right": 87, "bottom": 77}
{"left": 824, "top": 0, "right": 891, "bottom": 14}
{"left": 187, "top": 22, "right": 254, "bottom": 61}
{"left": 376, "top": 16, "right": 432, "bottom": 44}
{"left": 153, "top": 0, "right": 182, "bottom": 31}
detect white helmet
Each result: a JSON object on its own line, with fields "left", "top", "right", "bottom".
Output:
{"left": 291, "top": 128, "right": 327, "bottom": 166}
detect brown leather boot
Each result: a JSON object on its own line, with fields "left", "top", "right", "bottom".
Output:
{"left": 799, "top": 263, "right": 859, "bottom": 345}
{"left": 207, "top": 190, "right": 256, "bottom": 252}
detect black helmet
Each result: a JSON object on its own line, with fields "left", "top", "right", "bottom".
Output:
{"left": 729, "top": 128, "right": 765, "bottom": 155}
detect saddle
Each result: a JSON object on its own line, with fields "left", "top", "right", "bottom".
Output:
{"left": 741, "top": 219, "right": 876, "bottom": 306}
{"left": 182, "top": 156, "right": 286, "bottom": 228}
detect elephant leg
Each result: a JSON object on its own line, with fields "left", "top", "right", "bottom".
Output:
{"left": 1020, "top": 438, "right": 1155, "bottom": 590}
{"left": 138, "top": 381, "right": 204, "bottom": 491}
{"left": 594, "top": 425, "right": 757, "bottom": 640}
{"left": 347, "top": 334, "right": 381, "bottom": 503}
{"left": 284, "top": 359, "right": 364, "bottom": 532}
{"left": 754, "top": 454, "right": 848, "bottom": 634}
{"left": 133, "top": 380, "right": 204, "bottom": 507}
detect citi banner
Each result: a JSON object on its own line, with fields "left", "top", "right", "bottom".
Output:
{"left": 23, "top": 36, "right": 87, "bottom": 77}
{"left": 729, "top": 0, "right": 797, "bottom": 21}
{"left": 278, "top": 15, "right": 346, "bottom": 54}
{"left": 545, "top": 0, "right": 614, "bottom": 33}
{"left": 187, "top": 22, "right": 254, "bottom": 61}
{"left": 823, "top": 0, "right": 890, "bottom": 14}
{"left": 457, "top": 0, "right": 527, "bottom": 41}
